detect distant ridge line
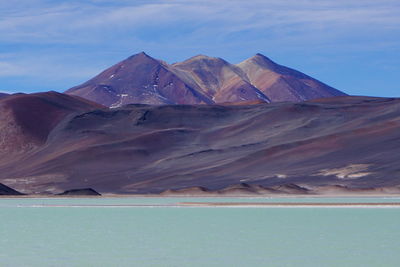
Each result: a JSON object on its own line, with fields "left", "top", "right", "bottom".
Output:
{"left": 66, "top": 52, "right": 346, "bottom": 107}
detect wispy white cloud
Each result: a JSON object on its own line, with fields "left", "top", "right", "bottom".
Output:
{"left": 0, "top": 61, "right": 27, "bottom": 76}
{"left": 0, "top": 0, "right": 399, "bottom": 94}
{"left": 1, "top": 0, "right": 399, "bottom": 44}
{"left": 0, "top": 52, "right": 99, "bottom": 81}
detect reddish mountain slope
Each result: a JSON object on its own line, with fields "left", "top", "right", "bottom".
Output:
{"left": 237, "top": 54, "right": 346, "bottom": 102}
{"left": 172, "top": 55, "right": 270, "bottom": 103}
{"left": 0, "top": 96, "right": 398, "bottom": 194}
{"left": 66, "top": 52, "right": 345, "bottom": 106}
{"left": 0, "top": 92, "right": 103, "bottom": 158}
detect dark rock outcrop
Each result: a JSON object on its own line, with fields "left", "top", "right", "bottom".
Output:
{"left": 0, "top": 183, "right": 24, "bottom": 195}
{"left": 271, "top": 184, "right": 310, "bottom": 194}
{"left": 58, "top": 188, "right": 101, "bottom": 196}
{"left": 160, "top": 186, "right": 212, "bottom": 196}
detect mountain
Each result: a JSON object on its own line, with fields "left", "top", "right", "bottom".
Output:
{"left": 67, "top": 52, "right": 212, "bottom": 107}
{"left": 237, "top": 54, "right": 346, "bottom": 102}
{"left": 0, "top": 94, "right": 398, "bottom": 195}
{"left": 66, "top": 52, "right": 346, "bottom": 107}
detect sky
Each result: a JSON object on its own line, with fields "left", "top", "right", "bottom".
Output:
{"left": 0, "top": 0, "right": 399, "bottom": 97}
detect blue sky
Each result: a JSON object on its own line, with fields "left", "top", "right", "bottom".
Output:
{"left": 0, "top": 0, "right": 399, "bottom": 97}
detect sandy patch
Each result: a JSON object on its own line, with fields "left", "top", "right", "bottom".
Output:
{"left": 315, "top": 164, "right": 372, "bottom": 179}
{"left": 2, "top": 174, "right": 67, "bottom": 193}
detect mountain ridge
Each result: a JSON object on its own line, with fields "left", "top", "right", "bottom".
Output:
{"left": 66, "top": 52, "right": 346, "bottom": 107}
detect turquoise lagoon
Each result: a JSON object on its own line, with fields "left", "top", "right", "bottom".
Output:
{"left": 0, "top": 197, "right": 399, "bottom": 267}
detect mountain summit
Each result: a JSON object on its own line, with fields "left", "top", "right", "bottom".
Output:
{"left": 66, "top": 52, "right": 346, "bottom": 107}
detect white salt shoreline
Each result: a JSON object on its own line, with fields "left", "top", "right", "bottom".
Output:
{"left": 4, "top": 202, "right": 400, "bottom": 208}
{"left": 2, "top": 193, "right": 400, "bottom": 199}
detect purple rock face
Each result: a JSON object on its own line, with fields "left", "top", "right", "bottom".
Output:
{"left": 66, "top": 52, "right": 346, "bottom": 107}
{"left": 0, "top": 93, "right": 398, "bottom": 195}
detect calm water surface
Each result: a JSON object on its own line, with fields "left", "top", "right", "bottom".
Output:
{"left": 0, "top": 197, "right": 399, "bottom": 267}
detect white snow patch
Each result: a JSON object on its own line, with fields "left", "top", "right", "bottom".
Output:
{"left": 152, "top": 84, "right": 158, "bottom": 93}
{"left": 256, "top": 92, "right": 269, "bottom": 102}
{"left": 110, "top": 94, "right": 129, "bottom": 108}
{"left": 157, "top": 94, "right": 169, "bottom": 101}
{"left": 110, "top": 103, "right": 122, "bottom": 109}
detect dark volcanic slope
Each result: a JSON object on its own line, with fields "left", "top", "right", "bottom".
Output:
{"left": 0, "top": 183, "right": 23, "bottom": 195}
{"left": 0, "top": 96, "right": 399, "bottom": 194}
{"left": 58, "top": 188, "right": 101, "bottom": 196}
{"left": 66, "top": 52, "right": 345, "bottom": 107}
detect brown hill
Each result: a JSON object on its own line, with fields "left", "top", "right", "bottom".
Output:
{"left": 0, "top": 91, "right": 103, "bottom": 160}
{"left": 0, "top": 95, "right": 398, "bottom": 195}
{"left": 66, "top": 52, "right": 345, "bottom": 107}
